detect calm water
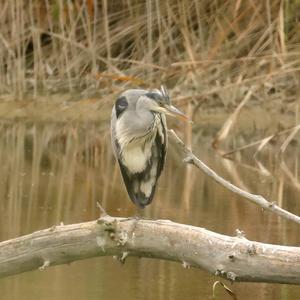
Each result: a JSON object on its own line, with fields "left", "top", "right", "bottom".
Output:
{"left": 0, "top": 121, "right": 299, "bottom": 300}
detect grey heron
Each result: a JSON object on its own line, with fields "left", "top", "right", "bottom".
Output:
{"left": 111, "top": 86, "right": 187, "bottom": 208}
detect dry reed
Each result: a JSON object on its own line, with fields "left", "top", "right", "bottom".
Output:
{"left": 0, "top": 0, "right": 300, "bottom": 171}
{"left": 0, "top": 0, "right": 299, "bottom": 101}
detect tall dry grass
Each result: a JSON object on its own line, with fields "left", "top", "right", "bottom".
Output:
{"left": 0, "top": 0, "right": 299, "bottom": 100}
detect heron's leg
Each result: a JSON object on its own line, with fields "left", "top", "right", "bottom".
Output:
{"left": 117, "top": 205, "right": 148, "bottom": 224}
{"left": 135, "top": 205, "right": 143, "bottom": 219}
{"left": 121, "top": 207, "right": 142, "bottom": 243}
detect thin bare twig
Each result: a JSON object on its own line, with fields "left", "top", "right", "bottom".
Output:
{"left": 212, "top": 90, "right": 252, "bottom": 149}
{"left": 222, "top": 124, "right": 300, "bottom": 158}
{"left": 168, "top": 130, "right": 300, "bottom": 225}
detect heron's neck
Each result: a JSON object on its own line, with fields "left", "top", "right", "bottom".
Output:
{"left": 116, "top": 114, "right": 157, "bottom": 150}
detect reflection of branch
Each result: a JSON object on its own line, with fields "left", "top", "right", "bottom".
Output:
{"left": 280, "top": 160, "right": 300, "bottom": 190}
{"left": 1, "top": 215, "right": 300, "bottom": 284}
{"left": 168, "top": 130, "right": 300, "bottom": 225}
{"left": 212, "top": 90, "right": 252, "bottom": 150}
{"left": 222, "top": 124, "right": 300, "bottom": 158}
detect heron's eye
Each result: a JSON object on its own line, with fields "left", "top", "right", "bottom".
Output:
{"left": 115, "top": 96, "right": 128, "bottom": 118}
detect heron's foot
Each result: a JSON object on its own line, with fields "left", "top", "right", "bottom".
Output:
{"left": 117, "top": 215, "right": 149, "bottom": 223}
{"left": 134, "top": 215, "right": 152, "bottom": 220}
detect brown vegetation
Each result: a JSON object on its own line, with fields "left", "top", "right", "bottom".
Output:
{"left": 0, "top": 0, "right": 300, "bottom": 102}
{"left": 0, "top": 0, "right": 300, "bottom": 186}
{"left": 0, "top": 3, "right": 300, "bottom": 298}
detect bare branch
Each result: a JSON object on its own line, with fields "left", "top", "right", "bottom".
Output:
{"left": 0, "top": 216, "right": 299, "bottom": 284}
{"left": 168, "top": 130, "right": 300, "bottom": 225}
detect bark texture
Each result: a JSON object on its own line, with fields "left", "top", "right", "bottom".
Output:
{"left": 0, "top": 215, "right": 299, "bottom": 284}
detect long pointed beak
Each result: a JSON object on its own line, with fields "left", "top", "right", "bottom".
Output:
{"left": 160, "top": 104, "right": 190, "bottom": 122}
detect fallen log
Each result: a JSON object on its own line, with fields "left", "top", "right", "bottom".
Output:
{"left": 0, "top": 215, "right": 299, "bottom": 284}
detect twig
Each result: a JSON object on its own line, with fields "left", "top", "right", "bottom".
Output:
{"left": 168, "top": 130, "right": 300, "bottom": 225}
{"left": 97, "top": 201, "right": 108, "bottom": 217}
{"left": 212, "top": 90, "right": 252, "bottom": 149}
{"left": 212, "top": 281, "right": 237, "bottom": 300}
{"left": 222, "top": 124, "right": 300, "bottom": 158}
{"left": 279, "top": 124, "right": 300, "bottom": 155}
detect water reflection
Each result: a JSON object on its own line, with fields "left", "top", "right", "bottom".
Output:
{"left": 0, "top": 122, "right": 299, "bottom": 300}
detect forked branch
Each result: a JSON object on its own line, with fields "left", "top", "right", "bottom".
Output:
{"left": 0, "top": 131, "right": 299, "bottom": 283}
{"left": 168, "top": 130, "right": 300, "bottom": 225}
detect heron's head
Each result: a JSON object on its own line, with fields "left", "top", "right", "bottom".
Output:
{"left": 114, "top": 86, "right": 188, "bottom": 122}
{"left": 112, "top": 86, "right": 190, "bottom": 153}
{"left": 142, "top": 86, "right": 189, "bottom": 121}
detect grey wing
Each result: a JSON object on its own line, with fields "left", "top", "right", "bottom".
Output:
{"left": 117, "top": 157, "right": 156, "bottom": 208}
{"left": 117, "top": 161, "right": 143, "bottom": 206}
{"left": 111, "top": 111, "right": 167, "bottom": 208}
{"left": 155, "top": 114, "right": 167, "bottom": 178}
{"left": 111, "top": 105, "right": 142, "bottom": 206}
{"left": 131, "top": 114, "right": 167, "bottom": 207}
{"left": 110, "top": 106, "right": 118, "bottom": 156}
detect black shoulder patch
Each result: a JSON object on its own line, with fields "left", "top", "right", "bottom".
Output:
{"left": 115, "top": 96, "right": 128, "bottom": 118}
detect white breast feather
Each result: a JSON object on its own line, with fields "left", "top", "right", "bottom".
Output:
{"left": 122, "top": 145, "right": 151, "bottom": 173}
{"left": 116, "top": 113, "right": 160, "bottom": 174}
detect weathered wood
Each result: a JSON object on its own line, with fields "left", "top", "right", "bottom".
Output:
{"left": 0, "top": 215, "right": 299, "bottom": 284}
